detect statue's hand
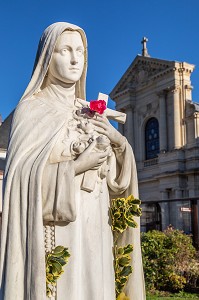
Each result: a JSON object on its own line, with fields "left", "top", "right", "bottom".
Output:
{"left": 74, "top": 140, "right": 110, "bottom": 175}
{"left": 89, "top": 114, "right": 125, "bottom": 147}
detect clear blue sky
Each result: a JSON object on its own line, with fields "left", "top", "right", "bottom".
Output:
{"left": 1, "top": 0, "right": 199, "bottom": 120}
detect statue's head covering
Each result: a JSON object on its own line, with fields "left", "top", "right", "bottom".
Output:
{"left": 20, "top": 22, "right": 87, "bottom": 102}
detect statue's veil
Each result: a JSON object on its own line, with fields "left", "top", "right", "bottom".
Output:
{"left": 20, "top": 22, "right": 87, "bottom": 102}
{"left": 0, "top": 22, "right": 88, "bottom": 300}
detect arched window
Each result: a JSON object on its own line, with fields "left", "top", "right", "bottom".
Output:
{"left": 145, "top": 117, "right": 160, "bottom": 160}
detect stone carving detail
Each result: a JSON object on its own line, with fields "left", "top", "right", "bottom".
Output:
{"left": 137, "top": 101, "right": 159, "bottom": 120}
{"left": 123, "top": 59, "right": 172, "bottom": 90}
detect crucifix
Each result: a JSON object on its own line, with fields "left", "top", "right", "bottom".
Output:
{"left": 75, "top": 93, "right": 127, "bottom": 192}
{"left": 76, "top": 92, "right": 126, "bottom": 124}
{"left": 141, "top": 36, "right": 150, "bottom": 57}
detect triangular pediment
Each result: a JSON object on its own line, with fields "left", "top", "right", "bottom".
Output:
{"left": 110, "top": 55, "right": 176, "bottom": 100}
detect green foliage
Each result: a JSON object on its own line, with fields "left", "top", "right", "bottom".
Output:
{"left": 111, "top": 195, "right": 142, "bottom": 233}
{"left": 141, "top": 227, "right": 199, "bottom": 292}
{"left": 115, "top": 244, "right": 133, "bottom": 296}
{"left": 110, "top": 194, "right": 142, "bottom": 300}
{"left": 146, "top": 289, "right": 199, "bottom": 299}
{"left": 117, "top": 292, "right": 131, "bottom": 300}
{"left": 46, "top": 245, "right": 71, "bottom": 297}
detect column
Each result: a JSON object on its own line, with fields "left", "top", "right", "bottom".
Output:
{"left": 194, "top": 112, "right": 199, "bottom": 138}
{"left": 171, "top": 87, "right": 181, "bottom": 149}
{"left": 158, "top": 92, "right": 167, "bottom": 152}
{"left": 125, "top": 105, "right": 134, "bottom": 148}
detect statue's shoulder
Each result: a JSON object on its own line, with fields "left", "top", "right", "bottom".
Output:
{"left": 16, "top": 95, "right": 46, "bottom": 113}
{"left": 13, "top": 95, "right": 48, "bottom": 126}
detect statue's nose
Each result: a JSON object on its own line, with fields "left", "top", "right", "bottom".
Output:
{"left": 71, "top": 51, "right": 78, "bottom": 65}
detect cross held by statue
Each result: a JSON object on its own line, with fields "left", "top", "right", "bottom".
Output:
{"left": 76, "top": 92, "right": 127, "bottom": 124}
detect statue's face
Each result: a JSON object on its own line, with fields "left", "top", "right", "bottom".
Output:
{"left": 48, "top": 31, "right": 85, "bottom": 84}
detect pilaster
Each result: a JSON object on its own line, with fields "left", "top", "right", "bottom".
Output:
{"left": 170, "top": 87, "right": 182, "bottom": 149}
{"left": 158, "top": 91, "right": 167, "bottom": 152}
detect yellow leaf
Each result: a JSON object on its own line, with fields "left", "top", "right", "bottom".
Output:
{"left": 117, "top": 292, "right": 131, "bottom": 300}
{"left": 126, "top": 195, "right": 134, "bottom": 201}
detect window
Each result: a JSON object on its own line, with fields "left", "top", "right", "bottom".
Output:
{"left": 145, "top": 117, "right": 160, "bottom": 160}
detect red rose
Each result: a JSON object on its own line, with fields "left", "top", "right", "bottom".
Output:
{"left": 89, "top": 100, "right": 107, "bottom": 114}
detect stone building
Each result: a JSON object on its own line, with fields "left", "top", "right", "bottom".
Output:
{"left": 110, "top": 38, "right": 199, "bottom": 247}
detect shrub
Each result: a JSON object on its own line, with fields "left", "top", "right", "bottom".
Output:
{"left": 141, "top": 226, "right": 199, "bottom": 292}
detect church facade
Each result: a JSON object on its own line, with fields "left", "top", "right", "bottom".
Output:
{"left": 110, "top": 39, "right": 199, "bottom": 247}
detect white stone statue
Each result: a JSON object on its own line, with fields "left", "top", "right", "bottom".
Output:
{"left": 0, "top": 22, "right": 146, "bottom": 300}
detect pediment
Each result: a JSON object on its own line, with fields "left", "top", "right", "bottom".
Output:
{"left": 110, "top": 55, "right": 175, "bottom": 100}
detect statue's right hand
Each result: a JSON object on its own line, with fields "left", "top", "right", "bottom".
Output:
{"left": 74, "top": 140, "right": 110, "bottom": 175}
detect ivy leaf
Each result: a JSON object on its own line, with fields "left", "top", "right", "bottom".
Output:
{"left": 126, "top": 218, "right": 138, "bottom": 228}
{"left": 46, "top": 245, "right": 71, "bottom": 297}
{"left": 126, "top": 195, "right": 135, "bottom": 201}
{"left": 117, "top": 292, "right": 131, "bottom": 300}
{"left": 117, "top": 247, "right": 124, "bottom": 255}
{"left": 52, "top": 262, "right": 62, "bottom": 275}
{"left": 54, "top": 246, "right": 65, "bottom": 253}
{"left": 120, "top": 266, "right": 133, "bottom": 277}
{"left": 118, "top": 255, "right": 131, "bottom": 267}
{"left": 111, "top": 195, "right": 142, "bottom": 298}
{"left": 123, "top": 244, "right": 133, "bottom": 254}
{"left": 46, "top": 287, "right": 52, "bottom": 297}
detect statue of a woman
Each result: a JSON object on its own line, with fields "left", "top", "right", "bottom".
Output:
{"left": 0, "top": 22, "right": 145, "bottom": 300}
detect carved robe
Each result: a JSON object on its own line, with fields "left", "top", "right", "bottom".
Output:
{"left": 0, "top": 22, "right": 146, "bottom": 300}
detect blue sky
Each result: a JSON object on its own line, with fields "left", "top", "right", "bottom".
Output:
{"left": 1, "top": 0, "right": 199, "bottom": 120}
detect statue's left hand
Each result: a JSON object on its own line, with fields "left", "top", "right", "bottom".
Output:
{"left": 89, "top": 113, "right": 125, "bottom": 147}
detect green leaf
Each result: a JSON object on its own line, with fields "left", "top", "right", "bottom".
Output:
{"left": 126, "top": 195, "right": 135, "bottom": 201}
{"left": 53, "top": 246, "right": 65, "bottom": 253}
{"left": 111, "top": 195, "right": 142, "bottom": 297}
{"left": 123, "top": 244, "right": 133, "bottom": 254}
{"left": 46, "top": 273, "right": 54, "bottom": 283}
{"left": 117, "top": 292, "right": 131, "bottom": 300}
{"left": 117, "top": 247, "right": 124, "bottom": 255}
{"left": 52, "top": 261, "right": 62, "bottom": 274}
{"left": 46, "top": 245, "right": 71, "bottom": 297}
{"left": 120, "top": 266, "right": 133, "bottom": 277}
{"left": 118, "top": 255, "right": 131, "bottom": 267}
{"left": 46, "top": 286, "right": 52, "bottom": 297}
{"left": 126, "top": 219, "right": 138, "bottom": 228}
